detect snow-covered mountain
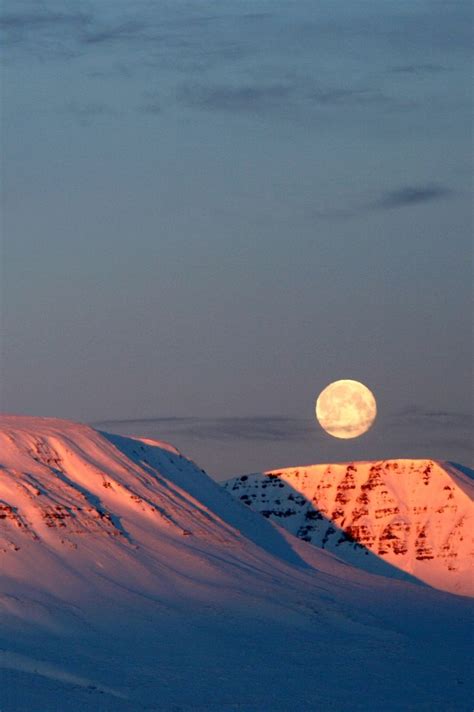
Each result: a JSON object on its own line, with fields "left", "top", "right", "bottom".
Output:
{"left": 224, "top": 460, "right": 474, "bottom": 596}
{"left": 0, "top": 416, "right": 472, "bottom": 711}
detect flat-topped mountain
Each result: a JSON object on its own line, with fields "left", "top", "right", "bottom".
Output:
{"left": 225, "top": 459, "right": 474, "bottom": 595}
{"left": 0, "top": 415, "right": 314, "bottom": 602}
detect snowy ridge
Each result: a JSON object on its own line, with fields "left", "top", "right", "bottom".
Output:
{"left": 0, "top": 416, "right": 305, "bottom": 568}
{"left": 224, "top": 459, "right": 474, "bottom": 595}
{"left": 0, "top": 416, "right": 472, "bottom": 711}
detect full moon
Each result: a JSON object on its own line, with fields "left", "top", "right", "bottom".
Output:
{"left": 315, "top": 379, "right": 377, "bottom": 439}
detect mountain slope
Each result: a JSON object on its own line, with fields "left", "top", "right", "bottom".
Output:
{"left": 0, "top": 416, "right": 473, "bottom": 711}
{"left": 224, "top": 459, "right": 474, "bottom": 595}
{"left": 0, "top": 415, "right": 302, "bottom": 567}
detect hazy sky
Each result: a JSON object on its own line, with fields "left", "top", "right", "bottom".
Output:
{"left": 1, "top": 1, "right": 472, "bottom": 477}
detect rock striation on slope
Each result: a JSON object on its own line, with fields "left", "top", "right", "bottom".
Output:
{"left": 225, "top": 459, "right": 474, "bottom": 596}
{"left": 0, "top": 415, "right": 303, "bottom": 569}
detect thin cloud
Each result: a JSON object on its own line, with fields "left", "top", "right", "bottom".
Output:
{"left": 179, "top": 79, "right": 397, "bottom": 117}
{"left": 64, "top": 101, "right": 119, "bottom": 125}
{"left": 0, "top": 10, "right": 91, "bottom": 32}
{"left": 373, "top": 185, "right": 454, "bottom": 210}
{"left": 390, "top": 407, "right": 473, "bottom": 454}
{"left": 139, "top": 93, "right": 162, "bottom": 115}
{"left": 83, "top": 20, "right": 147, "bottom": 46}
{"left": 177, "top": 417, "right": 315, "bottom": 443}
{"left": 178, "top": 84, "right": 294, "bottom": 114}
{"left": 94, "top": 416, "right": 316, "bottom": 443}
{"left": 94, "top": 416, "right": 188, "bottom": 426}
{"left": 239, "top": 13, "right": 273, "bottom": 23}
{"left": 1, "top": 7, "right": 160, "bottom": 58}
{"left": 390, "top": 64, "right": 449, "bottom": 75}
{"left": 0, "top": 6, "right": 92, "bottom": 57}
{"left": 1, "top": 4, "right": 258, "bottom": 68}
{"left": 393, "top": 406, "right": 472, "bottom": 427}
{"left": 93, "top": 413, "right": 473, "bottom": 470}
{"left": 310, "top": 87, "right": 390, "bottom": 107}
{"left": 379, "top": 408, "right": 473, "bottom": 464}
{"left": 314, "top": 184, "right": 455, "bottom": 221}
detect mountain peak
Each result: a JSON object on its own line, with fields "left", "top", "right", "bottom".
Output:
{"left": 225, "top": 458, "right": 474, "bottom": 595}
{"left": 0, "top": 414, "right": 305, "bottom": 574}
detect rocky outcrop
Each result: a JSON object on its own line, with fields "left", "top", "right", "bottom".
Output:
{"left": 225, "top": 460, "right": 474, "bottom": 596}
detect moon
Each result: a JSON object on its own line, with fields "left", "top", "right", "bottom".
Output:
{"left": 315, "top": 379, "right": 377, "bottom": 439}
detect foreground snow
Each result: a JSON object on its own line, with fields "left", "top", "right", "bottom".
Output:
{"left": 0, "top": 416, "right": 472, "bottom": 711}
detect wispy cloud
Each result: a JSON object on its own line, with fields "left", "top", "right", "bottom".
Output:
{"left": 314, "top": 183, "right": 455, "bottom": 221}
{"left": 389, "top": 406, "right": 473, "bottom": 453}
{"left": 178, "top": 84, "right": 294, "bottom": 114}
{"left": 372, "top": 185, "right": 454, "bottom": 210}
{"left": 393, "top": 406, "right": 472, "bottom": 427}
{"left": 0, "top": 10, "right": 91, "bottom": 32}
{"left": 1, "top": 4, "right": 258, "bottom": 68}
{"left": 0, "top": 7, "right": 92, "bottom": 57}
{"left": 177, "top": 417, "right": 315, "bottom": 442}
{"left": 98, "top": 409, "right": 472, "bottom": 440}
{"left": 94, "top": 411, "right": 473, "bottom": 473}
{"left": 389, "top": 63, "right": 449, "bottom": 75}
{"left": 310, "top": 87, "right": 390, "bottom": 107}
{"left": 0, "top": 6, "right": 157, "bottom": 60}
{"left": 63, "top": 101, "right": 119, "bottom": 126}
{"left": 177, "top": 77, "right": 405, "bottom": 120}
{"left": 95, "top": 416, "right": 316, "bottom": 443}
{"left": 139, "top": 93, "right": 162, "bottom": 115}
{"left": 82, "top": 20, "right": 147, "bottom": 46}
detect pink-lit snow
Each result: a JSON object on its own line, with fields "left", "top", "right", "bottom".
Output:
{"left": 0, "top": 416, "right": 472, "bottom": 711}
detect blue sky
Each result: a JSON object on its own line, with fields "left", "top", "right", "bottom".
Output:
{"left": 1, "top": 1, "right": 472, "bottom": 476}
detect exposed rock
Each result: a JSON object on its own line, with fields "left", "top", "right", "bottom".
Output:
{"left": 225, "top": 459, "right": 474, "bottom": 596}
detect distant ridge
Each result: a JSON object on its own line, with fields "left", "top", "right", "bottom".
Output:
{"left": 225, "top": 459, "right": 474, "bottom": 595}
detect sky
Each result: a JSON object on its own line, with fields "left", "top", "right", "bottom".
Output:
{"left": 1, "top": 1, "right": 472, "bottom": 478}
